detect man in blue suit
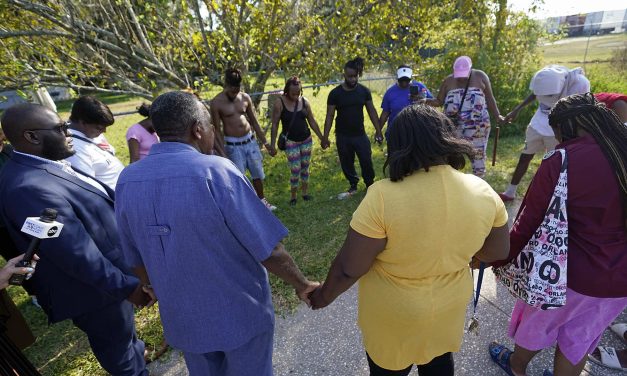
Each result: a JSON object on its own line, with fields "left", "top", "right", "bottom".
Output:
{"left": 0, "top": 103, "right": 150, "bottom": 376}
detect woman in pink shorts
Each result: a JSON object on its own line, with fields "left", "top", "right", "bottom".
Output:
{"left": 489, "top": 93, "right": 627, "bottom": 376}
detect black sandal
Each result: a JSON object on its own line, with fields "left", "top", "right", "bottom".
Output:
{"left": 289, "top": 198, "right": 297, "bottom": 206}
{"left": 302, "top": 195, "right": 313, "bottom": 201}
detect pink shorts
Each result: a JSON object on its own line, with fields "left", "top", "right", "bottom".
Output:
{"left": 508, "top": 288, "right": 627, "bottom": 364}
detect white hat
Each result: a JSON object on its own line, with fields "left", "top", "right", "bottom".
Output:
{"left": 530, "top": 65, "right": 568, "bottom": 95}
{"left": 397, "top": 67, "right": 413, "bottom": 80}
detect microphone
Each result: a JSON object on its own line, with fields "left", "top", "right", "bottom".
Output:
{"left": 9, "top": 208, "right": 64, "bottom": 286}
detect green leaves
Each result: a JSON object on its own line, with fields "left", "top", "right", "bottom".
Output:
{"left": 1, "top": 0, "right": 543, "bottom": 107}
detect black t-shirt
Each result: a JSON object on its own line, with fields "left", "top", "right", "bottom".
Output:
{"left": 327, "top": 84, "right": 372, "bottom": 136}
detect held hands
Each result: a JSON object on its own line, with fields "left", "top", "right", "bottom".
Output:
{"left": 267, "top": 143, "right": 277, "bottom": 157}
{"left": 296, "top": 280, "right": 320, "bottom": 307}
{"left": 309, "top": 283, "right": 331, "bottom": 310}
{"left": 502, "top": 110, "right": 518, "bottom": 124}
{"left": 320, "top": 137, "right": 331, "bottom": 150}
{"left": 142, "top": 284, "right": 158, "bottom": 307}
{"left": 263, "top": 142, "right": 275, "bottom": 155}
{"left": 294, "top": 280, "right": 333, "bottom": 310}
{"left": 127, "top": 283, "right": 156, "bottom": 308}
{"left": 374, "top": 131, "right": 383, "bottom": 145}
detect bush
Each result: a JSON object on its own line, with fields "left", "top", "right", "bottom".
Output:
{"left": 587, "top": 62, "right": 627, "bottom": 94}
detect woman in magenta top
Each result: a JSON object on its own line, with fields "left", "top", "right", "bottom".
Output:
{"left": 489, "top": 93, "right": 627, "bottom": 376}
{"left": 126, "top": 103, "right": 159, "bottom": 163}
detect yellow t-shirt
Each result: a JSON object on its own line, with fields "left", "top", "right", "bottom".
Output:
{"left": 350, "top": 165, "right": 508, "bottom": 370}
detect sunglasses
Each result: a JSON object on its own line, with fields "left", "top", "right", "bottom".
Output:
{"left": 27, "top": 121, "right": 71, "bottom": 135}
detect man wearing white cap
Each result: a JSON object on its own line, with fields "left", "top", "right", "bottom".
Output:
{"left": 499, "top": 65, "right": 590, "bottom": 202}
{"left": 379, "top": 65, "right": 432, "bottom": 139}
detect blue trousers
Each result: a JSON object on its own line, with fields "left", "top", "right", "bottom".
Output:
{"left": 183, "top": 329, "right": 273, "bottom": 376}
{"left": 72, "top": 301, "right": 147, "bottom": 376}
{"left": 336, "top": 133, "right": 375, "bottom": 190}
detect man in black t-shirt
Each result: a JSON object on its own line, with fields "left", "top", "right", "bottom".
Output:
{"left": 323, "top": 57, "right": 382, "bottom": 199}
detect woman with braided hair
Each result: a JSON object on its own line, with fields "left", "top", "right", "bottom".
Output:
{"left": 488, "top": 93, "right": 627, "bottom": 376}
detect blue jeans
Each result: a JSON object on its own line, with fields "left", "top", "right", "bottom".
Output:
{"left": 336, "top": 133, "right": 375, "bottom": 190}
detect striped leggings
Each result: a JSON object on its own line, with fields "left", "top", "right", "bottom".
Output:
{"left": 285, "top": 136, "right": 312, "bottom": 189}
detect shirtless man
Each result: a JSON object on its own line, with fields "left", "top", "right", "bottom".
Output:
{"left": 211, "top": 68, "right": 277, "bottom": 211}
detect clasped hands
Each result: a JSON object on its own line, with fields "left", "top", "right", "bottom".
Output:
{"left": 295, "top": 281, "right": 332, "bottom": 310}
{"left": 127, "top": 283, "right": 158, "bottom": 309}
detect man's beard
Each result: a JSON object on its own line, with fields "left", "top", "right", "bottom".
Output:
{"left": 345, "top": 80, "right": 357, "bottom": 88}
{"left": 42, "top": 137, "right": 75, "bottom": 161}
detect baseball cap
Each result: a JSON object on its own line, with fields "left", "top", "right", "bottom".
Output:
{"left": 453, "top": 56, "right": 472, "bottom": 78}
{"left": 397, "top": 67, "right": 413, "bottom": 80}
{"left": 530, "top": 65, "right": 568, "bottom": 95}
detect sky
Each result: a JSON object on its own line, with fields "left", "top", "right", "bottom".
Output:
{"left": 509, "top": 0, "right": 627, "bottom": 19}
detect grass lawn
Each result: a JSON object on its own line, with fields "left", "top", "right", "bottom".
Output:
{"left": 4, "top": 29, "right": 624, "bottom": 374}
{"left": 541, "top": 33, "right": 627, "bottom": 64}
{"left": 5, "top": 79, "right": 544, "bottom": 375}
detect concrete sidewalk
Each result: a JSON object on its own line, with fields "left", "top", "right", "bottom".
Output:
{"left": 147, "top": 200, "right": 626, "bottom": 376}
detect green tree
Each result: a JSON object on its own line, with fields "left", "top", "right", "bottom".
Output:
{"left": 0, "top": 0, "right": 202, "bottom": 98}
{"left": 1, "top": 0, "right": 544, "bottom": 113}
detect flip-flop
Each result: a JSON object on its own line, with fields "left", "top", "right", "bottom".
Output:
{"left": 588, "top": 346, "right": 627, "bottom": 371}
{"left": 489, "top": 342, "right": 516, "bottom": 376}
{"left": 610, "top": 323, "right": 627, "bottom": 343}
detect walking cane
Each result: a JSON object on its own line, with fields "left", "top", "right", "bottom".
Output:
{"left": 491, "top": 126, "right": 500, "bottom": 166}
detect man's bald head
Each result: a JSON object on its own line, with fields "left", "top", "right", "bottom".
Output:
{"left": 1, "top": 103, "right": 73, "bottom": 159}
{"left": 1, "top": 103, "right": 59, "bottom": 145}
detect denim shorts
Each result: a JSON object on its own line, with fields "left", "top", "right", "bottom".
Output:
{"left": 224, "top": 133, "right": 265, "bottom": 180}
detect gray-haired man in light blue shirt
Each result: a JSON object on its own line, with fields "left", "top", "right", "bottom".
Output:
{"left": 115, "top": 91, "right": 319, "bottom": 376}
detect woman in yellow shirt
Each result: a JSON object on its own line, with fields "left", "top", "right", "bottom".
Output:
{"left": 311, "top": 105, "right": 509, "bottom": 375}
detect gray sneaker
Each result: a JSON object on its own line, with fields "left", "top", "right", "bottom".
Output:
{"left": 31, "top": 296, "right": 41, "bottom": 308}
{"left": 337, "top": 188, "right": 357, "bottom": 200}
{"left": 261, "top": 198, "right": 277, "bottom": 211}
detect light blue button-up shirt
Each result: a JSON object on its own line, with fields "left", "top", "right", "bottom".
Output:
{"left": 115, "top": 142, "right": 287, "bottom": 353}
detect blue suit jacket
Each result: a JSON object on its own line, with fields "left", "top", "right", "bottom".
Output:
{"left": 0, "top": 152, "right": 138, "bottom": 323}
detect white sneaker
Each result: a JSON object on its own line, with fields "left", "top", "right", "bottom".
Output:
{"left": 337, "top": 189, "right": 357, "bottom": 200}
{"left": 261, "top": 198, "right": 277, "bottom": 211}
{"left": 31, "top": 296, "right": 41, "bottom": 308}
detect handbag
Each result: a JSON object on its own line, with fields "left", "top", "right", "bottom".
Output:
{"left": 493, "top": 149, "right": 568, "bottom": 310}
{"left": 449, "top": 71, "right": 472, "bottom": 123}
{"left": 277, "top": 97, "right": 300, "bottom": 151}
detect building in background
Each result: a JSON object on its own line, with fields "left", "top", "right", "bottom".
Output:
{"left": 545, "top": 8, "right": 626, "bottom": 36}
